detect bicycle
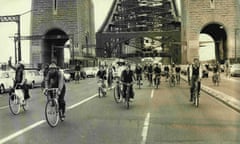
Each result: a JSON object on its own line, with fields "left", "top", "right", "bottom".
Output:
{"left": 97, "top": 79, "right": 107, "bottom": 98}
{"left": 154, "top": 74, "right": 161, "bottom": 89}
{"left": 122, "top": 82, "right": 134, "bottom": 109}
{"left": 114, "top": 80, "right": 134, "bottom": 109}
{"left": 176, "top": 73, "right": 180, "bottom": 84}
{"left": 44, "top": 88, "right": 64, "bottom": 127}
{"left": 113, "top": 77, "right": 122, "bottom": 103}
{"left": 136, "top": 74, "right": 142, "bottom": 89}
{"left": 9, "top": 84, "right": 28, "bottom": 115}
{"left": 212, "top": 72, "right": 220, "bottom": 86}
{"left": 169, "top": 73, "right": 176, "bottom": 87}
{"left": 75, "top": 71, "right": 80, "bottom": 84}
{"left": 192, "top": 80, "right": 200, "bottom": 107}
{"left": 148, "top": 72, "right": 153, "bottom": 86}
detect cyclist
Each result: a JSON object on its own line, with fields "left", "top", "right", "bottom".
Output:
{"left": 212, "top": 61, "right": 220, "bottom": 84}
{"left": 96, "top": 65, "right": 107, "bottom": 92}
{"left": 41, "top": 63, "right": 49, "bottom": 89}
{"left": 107, "top": 65, "right": 114, "bottom": 89}
{"left": 121, "top": 64, "right": 135, "bottom": 101}
{"left": 44, "top": 62, "right": 66, "bottom": 120}
{"left": 169, "top": 63, "right": 176, "bottom": 84}
{"left": 224, "top": 59, "right": 230, "bottom": 78}
{"left": 163, "top": 65, "right": 169, "bottom": 81}
{"left": 147, "top": 64, "right": 153, "bottom": 86}
{"left": 8, "top": 57, "right": 30, "bottom": 101}
{"left": 175, "top": 65, "right": 181, "bottom": 84}
{"left": 75, "top": 63, "right": 81, "bottom": 81}
{"left": 153, "top": 63, "right": 161, "bottom": 87}
{"left": 189, "top": 57, "right": 202, "bottom": 102}
{"left": 135, "top": 64, "right": 143, "bottom": 85}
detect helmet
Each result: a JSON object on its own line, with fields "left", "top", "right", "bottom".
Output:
{"left": 49, "top": 63, "right": 57, "bottom": 69}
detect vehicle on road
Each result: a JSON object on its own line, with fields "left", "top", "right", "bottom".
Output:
{"left": 82, "top": 67, "right": 98, "bottom": 78}
{"left": 25, "top": 70, "right": 43, "bottom": 88}
{"left": 60, "top": 69, "right": 71, "bottom": 82}
{"left": 230, "top": 64, "right": 240, "bottom": 77}
{"left": 0, "top": 70, "right": 14, "bottom": 94}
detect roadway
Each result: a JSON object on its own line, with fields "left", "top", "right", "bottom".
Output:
{"left": 0, "top": 76, "right": 239, "bottom": 144}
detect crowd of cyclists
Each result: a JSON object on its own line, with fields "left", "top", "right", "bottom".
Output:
{"left": 6, "top": 56, "right": 228, "bottom": 121}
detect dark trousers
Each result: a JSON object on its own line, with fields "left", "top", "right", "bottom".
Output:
{"left": 12, "top": 82, "right": 30, "bottom": 100}
{"left": 190, "top": 76, "right": 201, "bottom": 100}
{"left": 58, "top": 85, "right": 66, "bottom": 114}
{"left": 122, "top": 85, "right": 134, "bottom": 99}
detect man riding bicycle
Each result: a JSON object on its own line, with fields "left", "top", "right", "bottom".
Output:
{"left": 212, "top": 61, "right": 220, "bottom": 83}
{"left": 153, "top": 63, "right": 161, "bottom": 87}
{"left": 147, "top": 64, "right": 153, "bottom": 86}
{"left": 121, "top": 64, "right": 135, "bottom": 101}
{"left": 175, "top": 65, "right": 181, "bottom": 84}
{"left": 96, "top": 65, "right": 107, "bottom": 92}
{"left": 44, "top": 62, "right": 66, "bottom": 120}
{"left": 189, "top": 58, "right": 202, "bottom": 102}
{"left": 135, "top": 64, "right": 143, "bottom": 85}
{"left": 75, "top": 63, "right": 81, "bottom": 80}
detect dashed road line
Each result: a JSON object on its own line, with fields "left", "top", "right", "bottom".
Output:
{"left": 150, "top": 89, "right": 154, "bottom": 99}
{"left": 141, "top": 112, "right": 151, "bottom": 144}
{"left": 0, "top": 93, "right": 98, "bottom": 144}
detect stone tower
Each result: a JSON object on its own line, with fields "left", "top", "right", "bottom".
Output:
{"left": 30, "top": 0, "right": 95, "bottom": 67}
{"left": 181, "top": 0, "right": 240, "bottom": 64}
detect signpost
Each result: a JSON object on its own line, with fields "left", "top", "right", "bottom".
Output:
{"left": 0, "top": 15, "right": 21, "bottom": 62}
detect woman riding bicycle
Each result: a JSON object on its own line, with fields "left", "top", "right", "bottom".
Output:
{"left": 8, "top": 57, "right": 30, "bottom": 101}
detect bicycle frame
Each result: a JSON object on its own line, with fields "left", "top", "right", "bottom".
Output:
{"left": 193, "top": 81, "right": 200, "bottom": 107}
{"left": 98, "top": 79, "right": 106, "bottom": 98}
{"left": 122, "top": 82, "right": 134, "bottom": 109}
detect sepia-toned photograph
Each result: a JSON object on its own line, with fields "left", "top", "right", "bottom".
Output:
{"left": 0, "top": 0, "right": 239, "bottom": 143}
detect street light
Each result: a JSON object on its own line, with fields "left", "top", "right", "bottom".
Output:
{"left": 235, "top": 28, "right": 240, "bottom": 62}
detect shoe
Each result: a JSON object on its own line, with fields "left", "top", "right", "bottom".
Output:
{"left": 129, "top": 98, "right": 134, "bottom": 102}
{"left": 60, "top": 114, "right": 65, "bottom": 121}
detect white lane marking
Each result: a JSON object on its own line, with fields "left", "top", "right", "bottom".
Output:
{"left": 0, "top": 106, "right": 9, "bottom": 110}
{"left": 150, "top": 90, "right": 154, "bottom": 99}
{"left": 0, "top": 120, "right": 45, "bottom": 144}
{"left": 0, "top": 93, "right": 98, "bottom": 144}
{"left": 67, "top": 94, "right": 98, "bottom": 110}
{"left": 141, "top": 112, "right": 151, "bottom": 144}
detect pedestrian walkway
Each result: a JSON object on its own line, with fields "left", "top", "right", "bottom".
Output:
{"left": 181, "top": 75, "right": 240, "bottom": 113}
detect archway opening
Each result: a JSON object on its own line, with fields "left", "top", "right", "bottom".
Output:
{"left": 200, "top": 23, "right": 227, "bottom": 64}
{"left": 199, "top": 34, "right": 215, "bottom": 62}
{"left": 43, "top": 28, "right": 68, "bottom": 67}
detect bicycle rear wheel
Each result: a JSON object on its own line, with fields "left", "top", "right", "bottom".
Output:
{"left": 9, "top": 94, "right": 21, "bottom": 115}
{"left": 194, "top": 90, "right": 199, "bottom": 107}
{"left": 125, "top": 92, "right": 129, "bottom": 109}
{"left": 114, "top": 86, "right": 121, "bottom": 103}
{"left": 45, "top": 99, "right": 59, "bottom": 127}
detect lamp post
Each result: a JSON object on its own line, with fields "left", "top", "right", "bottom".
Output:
{"left": 235, "top": 28, "right": 240, "bottom": 62}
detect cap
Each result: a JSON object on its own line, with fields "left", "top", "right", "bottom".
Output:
{"left": 49, "top": 63, "right": 57, "bottom": 69}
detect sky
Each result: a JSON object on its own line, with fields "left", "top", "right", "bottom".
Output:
{"left": 0, "top": 0, "right": 212, "bottom": 64}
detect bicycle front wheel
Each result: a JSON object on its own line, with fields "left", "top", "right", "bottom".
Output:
{"left": 114, "top": 86, "right": 121, "bottom": 103}
{"left": 194, "top": 91, "right": 199, "bottom": 107}
{"left": 9, "top": 94, "right": 21, "bottom": 115}
{"left": 45, "top": 99, "right": 59, "bottom": 127}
